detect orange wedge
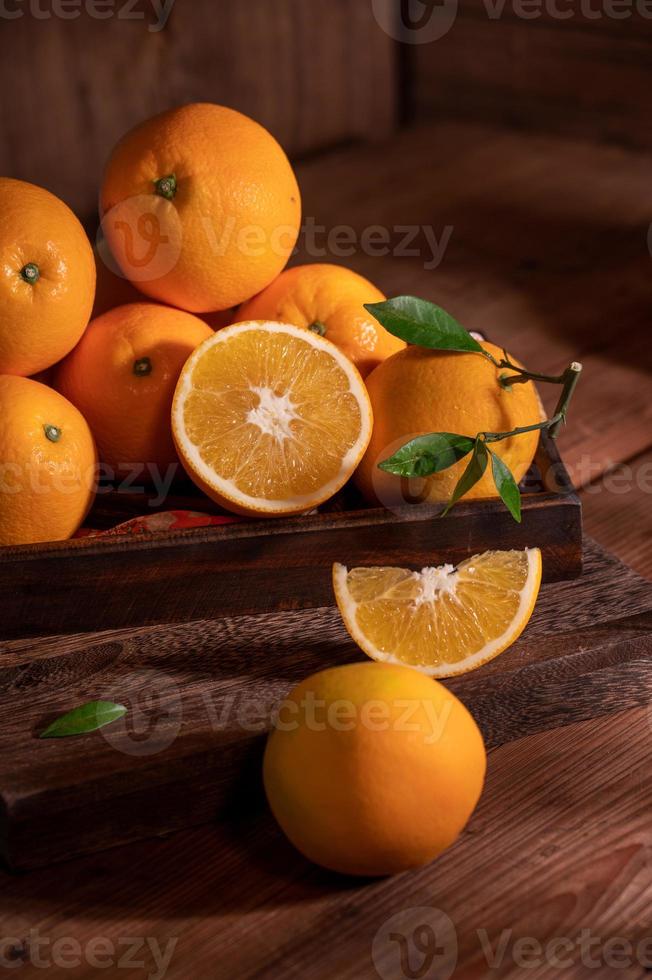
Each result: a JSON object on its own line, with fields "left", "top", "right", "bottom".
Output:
{"left": 172, "top": 321, "right": 373, "bottom": 517}
{"left": 333, "top": 548, "right": 542, "bottom": 677}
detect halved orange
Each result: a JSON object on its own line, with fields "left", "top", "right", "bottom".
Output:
{"left": 172, "top": 321, "right": 373, "bottom": 516}
{"left": 333, "top": 548, "right": 542, "bottom": 677}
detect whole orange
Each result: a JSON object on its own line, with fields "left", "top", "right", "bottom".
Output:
{"left": 100, "top": 103, "right": 302, "bottom": 313}
{"left": 238, "top": 264, "right": 405, "bottom": 377}
{"left": 92, "top": 231, "right": 144, "bottom": 319}
{"left": 356, "top": 341, "right": 543, "bottom": 506}
{"left": 92, "top": 236, "right": 232, "bottom": 329}
{"left": 0, "top": 178, "right": 96, "bottom": 376}
{"left": 56, "top": 303, "right": 213, "bottom": 477}
{"left": 264, "top": 662, "right": 486, "bottom": 876}
{"left": 0, "top": 376, "right": 97, "bottom": 546}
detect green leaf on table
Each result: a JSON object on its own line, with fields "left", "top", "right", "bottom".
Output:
{"left": 379, "top": 432, "right": 475, "bottom": 478}
{"left": 441, "top": 439, "right": 489, "bottom": 516}
{"left": 364, "top": 296, "right": 485, "bottom": 354}
{"left": 40, "top": 701, "right": 127, "bottom": 739}
{"left": 490, "top": 450, "right": 522, "bottom": 523}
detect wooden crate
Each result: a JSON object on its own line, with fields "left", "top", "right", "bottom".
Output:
{"left": 1, "top": 433, "right": 581, "bottom": 642}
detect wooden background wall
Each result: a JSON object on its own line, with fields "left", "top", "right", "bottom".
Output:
{"left": 0, "top": 0, "right": 398, "bottom": 218}
{"left": 0, "top": 0, "right": 648, "bottom": 220}
{"left": 411, "top": 0, "right": 652, "bottom": 149}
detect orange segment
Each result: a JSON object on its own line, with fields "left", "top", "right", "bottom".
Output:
{"left": 172, "top": 321, "right": 373, "bottom": 516}
{"left": 333, "top": 548, "right": 542, "bottom": 677}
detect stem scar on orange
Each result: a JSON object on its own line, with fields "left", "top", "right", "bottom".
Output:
{"left": 0, "top": 178, "right": 96, "bottom": 377}
{"left": 99, "top": 103, "right": 302, "bottom": 314}
{"left": 55, "top": 302, "right": 214, "bottom": 478}
{"left": 0, "top": 376, "right": 97, "bottom": 546}
{"left": 238, "top": 264, "right": 406, "bottom": 377}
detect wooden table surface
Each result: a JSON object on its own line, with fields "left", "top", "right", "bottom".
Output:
{"left": 1, "top": 121, "right": 651, "bottom": 979}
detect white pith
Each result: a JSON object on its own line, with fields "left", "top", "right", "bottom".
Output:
{"left": 333, "top": 548, "right": 542, "bottom": 678}
{"left": 172, "top": 320, "right": 373, "bottom": 513}
{"left": 246, "top": 386, "right": 298, "bottom": 441}
{"left": 413, "top": 564, "right": 458, "bottom": 605}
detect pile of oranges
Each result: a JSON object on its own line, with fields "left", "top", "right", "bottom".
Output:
{"left": 0, "top": 99, "right": 541, "bottom": 548}
{"left": 0, "top": 102, "right": 552, "bottom": 878}
{"left": 0, "top": 102, "right": 411, "bottom": 546}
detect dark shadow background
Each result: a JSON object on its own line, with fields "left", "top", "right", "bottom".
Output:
{"left": 2, "top": 0, "right": 651, "bottom": 218}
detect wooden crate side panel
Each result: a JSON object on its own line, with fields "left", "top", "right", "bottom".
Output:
{"left": 1, "top": 493, "right": 581, "bottom": 640}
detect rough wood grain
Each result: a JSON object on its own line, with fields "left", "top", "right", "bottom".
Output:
{"left": 0, "top": 538, "right": 650, "bottom": 871}
{"left": 294, "top": 121, "right": 652, "bottom": 489}
{"left": 412, "top": 2, "right": 652, "bottom": 149}
{"left": 1, "top": 705, "right": 650, "bottom": 979}
{"left": 0, "top": 109, "right": 649, "bottom": 974}
{"left": 0, "top": 0, "right": 397, "bottom": 216}
{"left": 582, "top": 449, "right": 652, "bottom": 581}
{"left": 0, "top": 433, "right": 581, "bottom": 641}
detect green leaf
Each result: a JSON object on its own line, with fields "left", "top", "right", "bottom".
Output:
{"left": 40, "top": 701, "right": 127, "bottom": 739}
{"left": 364, "top": 297, "right": 486, "bottom": 354}
{"left": 379, "top": 432, "right": 475, "bottom": 478}
{"left": 441, "top": 439, "right": 489, "bottom": 516}
{"left": 490, "top": 450, "right": 522, "bottom": 523}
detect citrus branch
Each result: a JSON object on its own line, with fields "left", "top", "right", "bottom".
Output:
{"left": 482, "top": 361, "right": 582, "bottom": 443}
{"left": 483, "top": 347, "right": 575, "bottom": 388}
{"left": 548, "top": 361, "right": 583, "bottom": 439}
{"left": 365, "top": 297, "right": 585, "bottom": 520}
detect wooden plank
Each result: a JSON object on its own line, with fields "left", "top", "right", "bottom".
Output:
{"left": 0, "top": 434, "right": 581, "bottom": 641}
{"left": 411, "top": 3, "right": 652, "bottom": 148}
{"left": 294, "top": 122, "right": 652, "bottom": 487}
{"left": 0, "top": 538, "right": 650, "bottom": 870}
{"left": 0, "top": 0, "right": 398, "bottom": 217}
{"left": 582, "top": 449, "right": 652, "bottom": 580}
{"left": 1, "top": 704, "right": 650, "bottom": 978}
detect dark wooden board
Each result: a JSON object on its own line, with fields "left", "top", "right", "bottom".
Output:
{"left": 0, "top": 434, "right": 581, "bottom": 640}
{"left": 1, "top": 537, "right": 650, "bottom": 872}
